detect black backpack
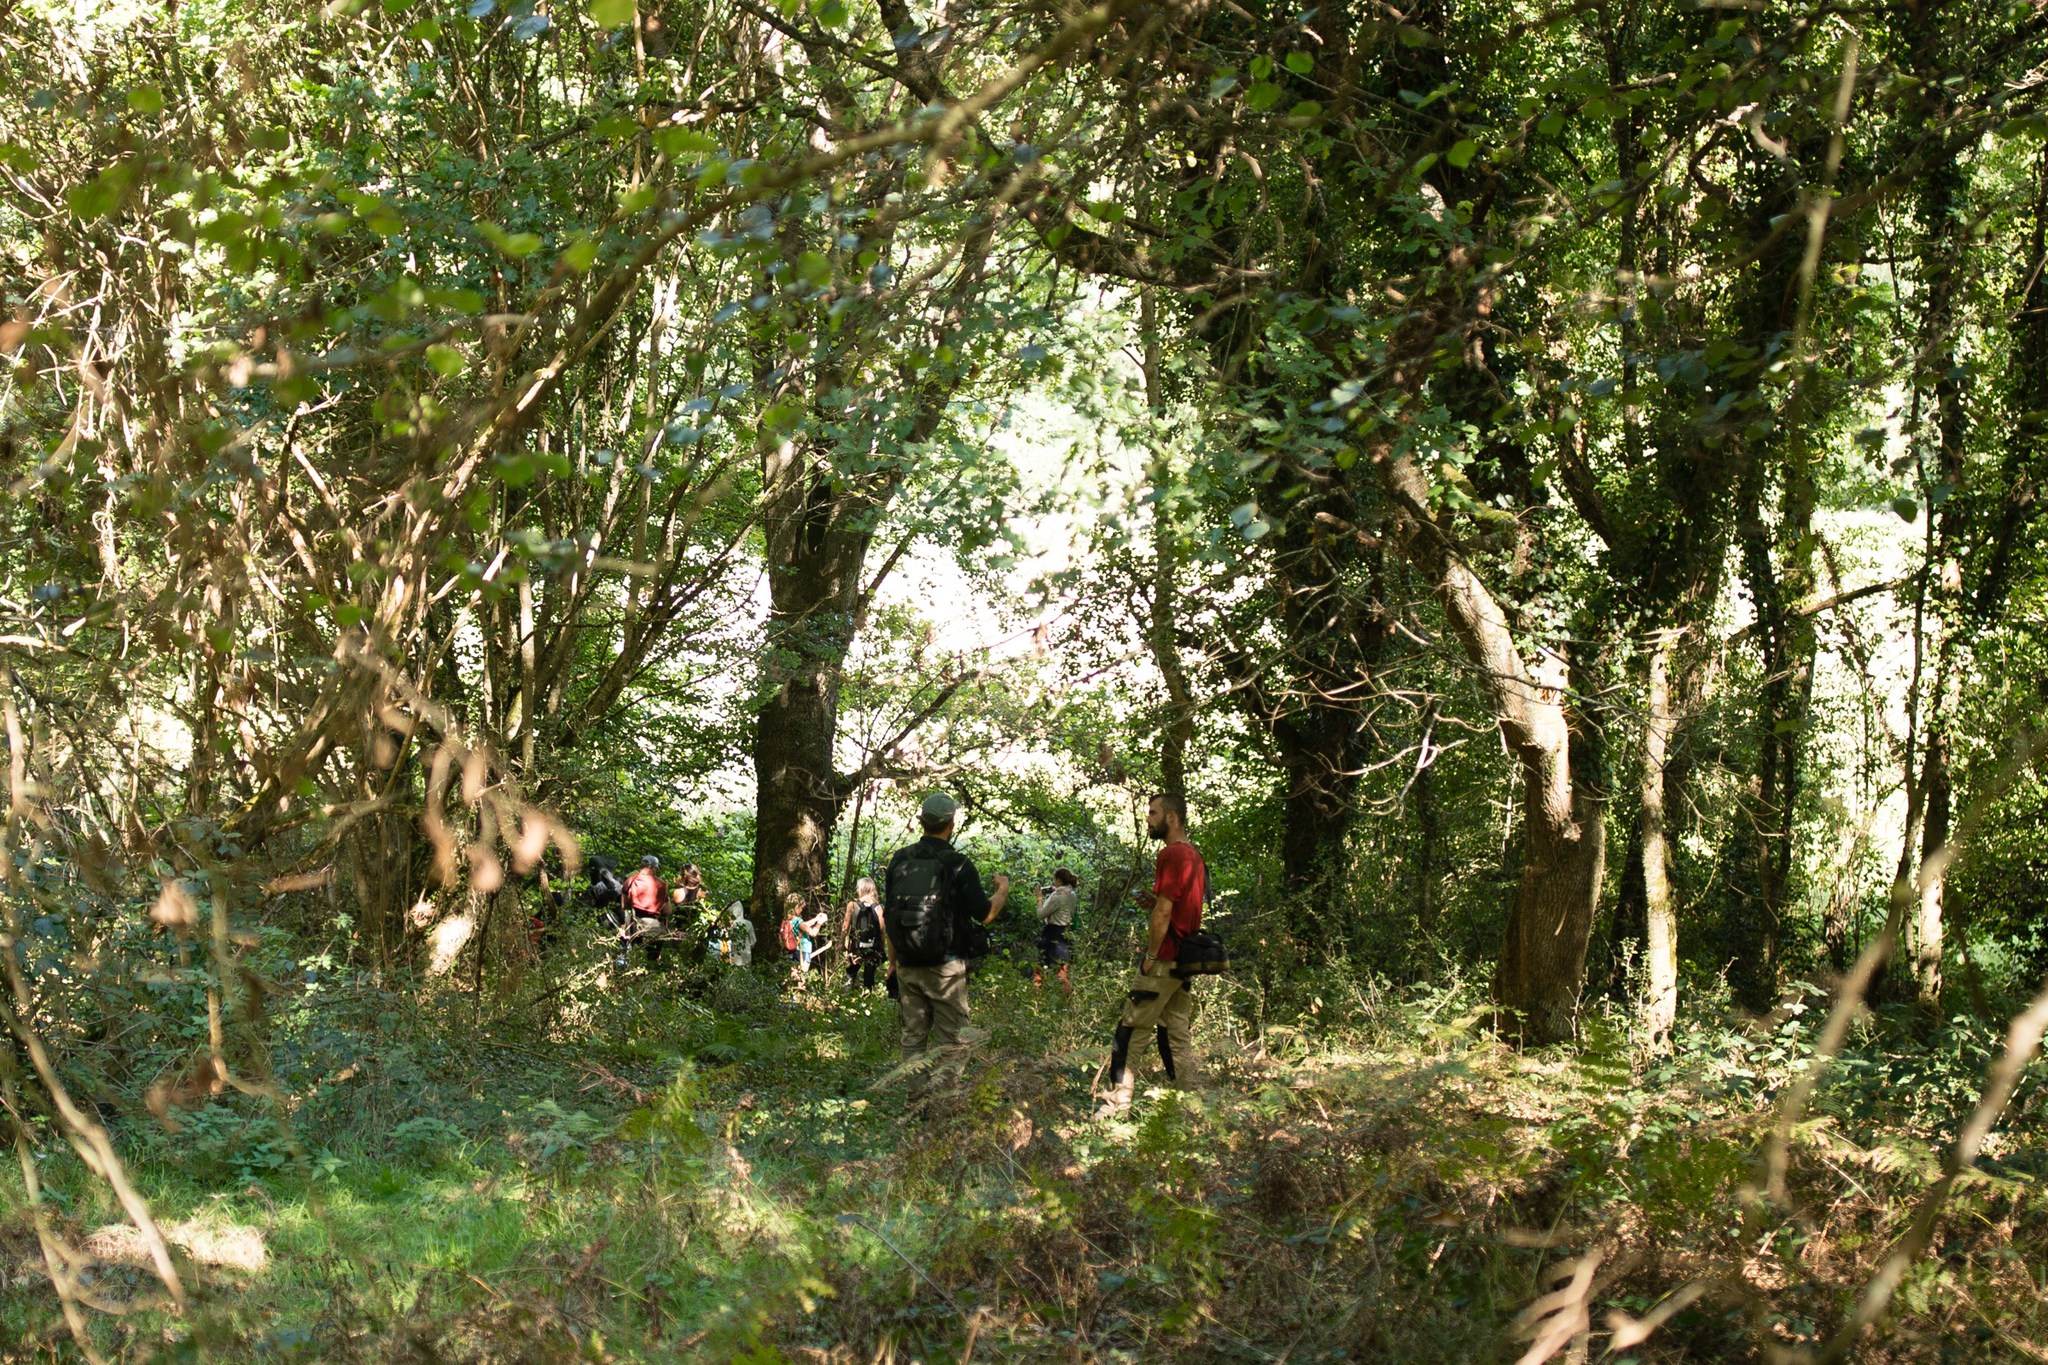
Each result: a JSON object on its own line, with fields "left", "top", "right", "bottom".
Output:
{"left": 885, "top": 849, "right": 954, "bottom": 967}
{"left": 852, "top": 903, "right": 883, "bottom": 954}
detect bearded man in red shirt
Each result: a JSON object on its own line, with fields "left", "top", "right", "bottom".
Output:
{"left": 1097, "top": 793, "right": 1207, "bottom": 1117}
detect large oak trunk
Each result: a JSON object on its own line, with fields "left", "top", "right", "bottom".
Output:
{"left": 1496, "top": 747, "right": 1608, "bottom": 1045}
{"left": 1487, "top": 650, "right": 1608, "bottom": 1044}
{"left": 1265, "top": 478, "right": 1382, "bottom": 916}
{"left": 1376, "top": 448, "right": 1605, "bottom": 1045}
{"left": 1274, "top": 706, "right": 1364, "bottom": 910}
{"left": 749, "top": 439, "right": 880, "bottom": 941}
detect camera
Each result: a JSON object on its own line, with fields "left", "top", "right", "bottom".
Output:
{"left": 1040, "top": 885, "right": 1054, "bottom": 897}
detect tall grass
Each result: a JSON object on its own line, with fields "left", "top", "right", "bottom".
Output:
{"left": 4, "top": 939, "right": 2046, "bottom": 1361}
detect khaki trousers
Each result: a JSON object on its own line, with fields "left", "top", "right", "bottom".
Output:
{"left": 1104, "top": 959, "right": 1197, "bottom": 1110}
{"left": 897, "top": 959, "right": 971, "bottom": 1095}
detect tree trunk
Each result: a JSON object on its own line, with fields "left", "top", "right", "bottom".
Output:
{"left": 1913, "top": 733, "right": 1951, "bottom": 1004}
{"left": 1141, "top": 289, "right": 1195, "bottom": 793}
{"left": 1639, "top": 631, "right": 1679, "bottom": 1046}
{"left": 839, "top": 778, "right": 869, "bottom": 903}
{"left": 1413, "top": 740, "right": 1441, "bottom": 934}
{"left": 1734, "top": 468, "right": 1817, "bottom": 1010}
{"left": 1274, "top": 733, "right": 1357, "bottom": 908}
{"left": 1490, "top": 648, "right": 1608, "bottom": 1045}
{"left": 749, "top": 439, "right": 878, "bottom": 940}
{"left": 1376, "top": 448, "right": 1605, "bottom": 1044}
{"left": 348, "top": 805, "right": 416, "bottom": 974}
{"left": 1267, "top": 507, "right": 1383, "bottom": 916}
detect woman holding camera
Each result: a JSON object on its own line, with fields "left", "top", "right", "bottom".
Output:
{"left": 1034, "top": 867, "right": 1079, "bottom": 989}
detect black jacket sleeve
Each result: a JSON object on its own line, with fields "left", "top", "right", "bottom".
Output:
{"left": 950, "top": 852, "right": 992, "bottom": 924}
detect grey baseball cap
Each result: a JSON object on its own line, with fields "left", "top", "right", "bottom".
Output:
{"left": 919, "top": 791, "right": 959, "bottom": 823}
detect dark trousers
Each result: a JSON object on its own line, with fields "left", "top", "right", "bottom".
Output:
{"left": 847, "top": 952, "right": 881, "bottom": 991}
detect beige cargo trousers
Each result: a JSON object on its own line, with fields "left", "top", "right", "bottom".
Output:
{"left": 1100, "top": 958, "right": 1197, "bottom": 1114}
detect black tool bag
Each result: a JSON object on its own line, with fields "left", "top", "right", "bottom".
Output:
{"left": 1170, "top": 928, "right": 1231, "bottom": 977}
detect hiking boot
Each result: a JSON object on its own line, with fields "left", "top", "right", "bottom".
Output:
{"left": 1092, "top": 1073, "right": 1135, "bottom": 1120}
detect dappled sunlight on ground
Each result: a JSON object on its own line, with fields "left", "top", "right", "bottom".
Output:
{"left": 84, "top": 1218, "right": 268, "bottom": 1273}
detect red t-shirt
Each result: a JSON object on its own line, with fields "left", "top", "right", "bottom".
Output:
{"left": 1151, "top": 841, "right": 1206, "bottom": 961}
{"left": 624, "top": 869, "right": 666, "bottom": 916}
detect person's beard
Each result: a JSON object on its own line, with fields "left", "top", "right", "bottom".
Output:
{"left": 1146, "top": 816, "right": 1167, "bottom": 840}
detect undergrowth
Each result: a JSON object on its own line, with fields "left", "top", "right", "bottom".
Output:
{"left": 2, "top": 939, "right": 2045, "bottom": 1362}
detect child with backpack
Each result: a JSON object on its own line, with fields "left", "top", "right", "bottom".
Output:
{"left": 782, "top": 893, "right": 829, "bottom": 985}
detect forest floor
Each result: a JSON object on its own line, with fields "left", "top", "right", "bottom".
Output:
{"left": 3, "top": 941, "right": 2046, "bottom": 1363}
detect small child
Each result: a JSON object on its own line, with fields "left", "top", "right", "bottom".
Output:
{"left": 725, "top": 902, "right": 755, "bottom": 966}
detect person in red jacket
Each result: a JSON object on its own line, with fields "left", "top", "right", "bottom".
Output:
{"left": 620, "top": 855, "right": 668, "bottom": 968}
{"left": 1097, "top": 794, "right": 1206, "bottom": 1116}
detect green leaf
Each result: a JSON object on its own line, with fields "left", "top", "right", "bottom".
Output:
{"left": 1445, "top": 139, "right": 1479, "bottom": 169}
{"left": 653, "top": 125, "right": 717, "bottom": 156}
{"left": 481, "top": 222, "right": 543, "bottom": 258}
{"left": 561, "top": 237, "right": 598, "bottom": 272}
{"left": 1891, "top": 497, "right": 1919, "bottom": 522}
{"left": 1288, "top": 101, "right": 1323, "bottom": 121}
{"left": 428, "top": 286, "right": 487, "bottom": 314}
{"left": 590, "top": 0, "right": 634, "bottom": 28}
{"left": 1250, "top": 55, "right": 1273, "bottom": 80}
{"left": 795, "top": 250, "right": 833, "bottom": 288}
{"left": 493, "top": 452, "right": 540, "bottom": 487}
{"left": 424, "top": 344, "right": 466, "bottom": 377}
{"left": 127, "top": 85, "right": 164, "bottom": 115}
{"left": 1285, "top": 51, "right": 1314, "bottom": 75}
{"left": 67, "top": 179, "right": 120, "bottom": 220}
{"left": 67, "top": 164, "right": 136, "bottom": 221}
{"left": 1245, "top": 81, "right": 1285, "bottom": 112}
{"left": 1998, "top": 114, "right": 2048, "bottom": 142}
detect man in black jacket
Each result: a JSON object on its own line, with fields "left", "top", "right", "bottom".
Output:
{"left": 883, "top": 792, "right": 1009, "bottom": 1100}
